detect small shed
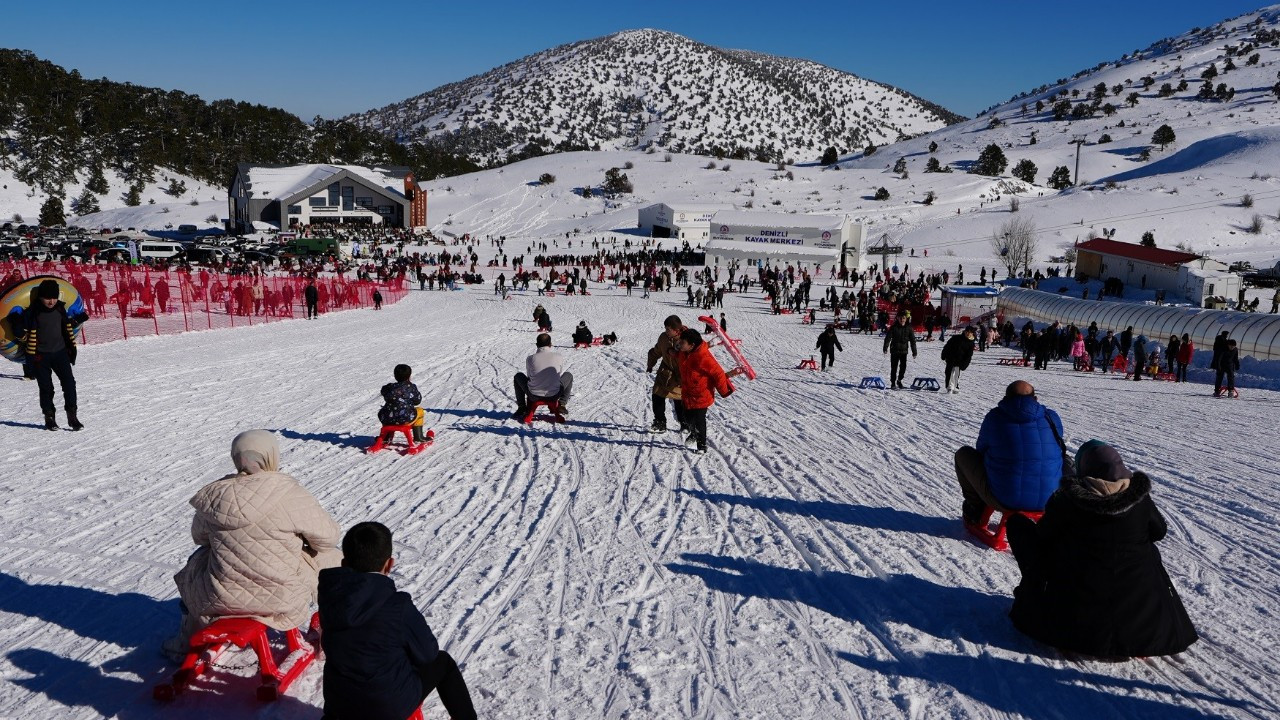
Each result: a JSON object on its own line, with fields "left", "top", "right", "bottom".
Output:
{"left": 939, "top": 285, "right": 1000, "bottom": 326}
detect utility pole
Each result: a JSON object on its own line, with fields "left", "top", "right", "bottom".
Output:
{"left": 1070, "top": 135, "right": 1086, "bottom": 186}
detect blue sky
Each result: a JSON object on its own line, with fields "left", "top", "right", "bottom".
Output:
{"left": 2, "top": 0, "right": 1268, "bottom": 120}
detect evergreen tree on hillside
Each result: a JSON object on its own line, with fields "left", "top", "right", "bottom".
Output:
{"left": 1141, "top": 230, "right": 1156, "bottom": 247}
{"left": 73, "top": 188, "right": 100, "bottom": 216}
{"left": 86, "top": 164, "right": 109, "bottom": 195}
{"left": 124, "top": 184, "right": 141, "bottom": 206}
{"left": 970, "top": 144, "right": 1008, "bottom": 176}
{"left": 893, "top": 157, "right": 907, "bottom": 174}
{"left": 928, "top": 140, "right": 938, "bottom": 153}
{"left": 1047, "top": 166, "right": 1073, "bottom": 190}
{"left": 602, "top": 167, "right": 632, "bottom": 195}
{"left": 1151, "top": 124, "right": 1176, "bottom": 150}
{"left": 39, "top": 196, "right": 65, "bottom": 227}
{"left": 1011, "top": 159, "right": 1037, "bottom": 183}
{"left": 925, "top": 157, "right": 942, "bottom": 173}
{"left": 820, "top": 146, "right": 838, "bottom": 165}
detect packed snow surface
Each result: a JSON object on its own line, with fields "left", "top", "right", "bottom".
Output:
{"left": 1, "top": 280, "right": 1276, "bottom": 719}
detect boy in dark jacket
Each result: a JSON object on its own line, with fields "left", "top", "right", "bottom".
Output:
{"left": 319, "top": 522, "right": 477, "bottom": 720}
{"left": 882, "top": 313, "right": 918, "bottom": 388}
{"left": 1213, "top": 339, "right": 1240, "bottom": 397}
{"left": 815, "top": 325, "right": 843, "bottom": 371}
{"left": 378, "top": 364, "right": 425, "bottom": 442}
{"left": 21, "top": 279, "right": 89, "bottom": 431}
{"left": 940, "top": 326, "right": 976, "bottom": 393}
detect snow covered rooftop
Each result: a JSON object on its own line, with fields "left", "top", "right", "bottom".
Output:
{"left": 710, "top": 209, "right": 845, "bottom": 230}
{"left": 240, "top": 164, "right": 410, "bottom": 201}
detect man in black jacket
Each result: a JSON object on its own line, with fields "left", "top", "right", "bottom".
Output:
{"left": 941, "top": 326, "right": 976, "bottom": 393}
{"left": 1118, "top": 325, "right": 1134, "bottom": 365}
{"left": 304, "top": 279, "right": 319, "bottom": 319}
{"left": 21, "top": 279, "right": 88, "bottom": 431}
{"left": 815, "top": 325, "right": 843, "bottom": 371}
{"left": 882, "top": 313, "right": 918, "bottom": 388}
{"left": 319, "top": 522, "right": 477, "bottom": 720}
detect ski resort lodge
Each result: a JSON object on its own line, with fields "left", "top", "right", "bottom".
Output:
{"left": 636, "top": 202, "right": 733, "bottom": 242}
{"left": 1073, "top": 238, "right": 1238, "bottom": 306}
{"left": 702, "top": 210, "right": 865, "bottom": 272}
{"left": 227, "top": 164, "right": 427, "bottom": 235}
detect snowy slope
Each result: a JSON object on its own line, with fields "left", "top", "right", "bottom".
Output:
{"left": 347, "top": 29, "right": 961, "bottom": 166}
{"left": 0, "top": 279, "right": 1277, "bottom": 719}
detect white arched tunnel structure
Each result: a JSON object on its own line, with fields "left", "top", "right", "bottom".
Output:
{"left": 997, "top": 287, "right": 1280, "bottom": 361}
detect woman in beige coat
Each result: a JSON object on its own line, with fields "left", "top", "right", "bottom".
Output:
{"left": 173, "top": 429, "right": 341, "bottom": 638}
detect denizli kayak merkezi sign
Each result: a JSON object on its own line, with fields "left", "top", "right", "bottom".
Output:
{"left": 716, "top": 224, "right": 839, "bottom": 248}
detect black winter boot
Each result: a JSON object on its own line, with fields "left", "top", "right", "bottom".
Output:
{"left": 66, "top": 408, "right": 83, "bottom": 431}
{"left": 44, "top": 413, "right": 58, "bottom": 431}
{"left": 412, "top": 425, "right": 425, "bottom": 443}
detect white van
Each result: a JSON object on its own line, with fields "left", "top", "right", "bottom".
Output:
{"left": 138, "top": 241, "right": 186, "bottom": 261}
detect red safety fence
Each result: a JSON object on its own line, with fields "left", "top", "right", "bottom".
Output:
{"left": 1, "top": 261, "right": 407, "bottom": 346}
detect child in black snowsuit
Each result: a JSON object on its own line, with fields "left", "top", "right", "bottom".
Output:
{"left": 378, "top": 364, "right": 425, "bottom": 442}
{"left": 319, "top": 522, "right": 477, "bottom": 720}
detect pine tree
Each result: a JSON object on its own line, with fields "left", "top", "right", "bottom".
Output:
{"left": 928, "top": 140, "right": 938, "bottom": 153}
{"left": 970, "top": 144, "right": 1008, "bottom": 176}
{"left": 86, "top": 164, "right": 109, "bottom": 195}
{"left": 1047, "top": 166, "right": 1073, "bottom": 190}
{"left": 1141, "top": 230, "right": 1156, "bottom": 247}
{"left": 924, "top": 157, "right": 942, "bottom": 173}
{"left": 124, "top": 184, "right": 142, "bottom": 206}
{"left": 73, "top": 188, "right": 99, "bottom": 216}
{"left": 1011, "top": 159, "right": 1037, "bottom": 183}
{"left": 39, "top": 195, "right": 65, "bottom": 227}
{"left": 873, "top": 187, "right": 890, "bottom": 201}
{"left": 602, "top": 168, "right": 632, "bottom": 195}
{"left": 820, "top": 147, "right": 838, "bottom": 165}
{"left": 892, "top": 157, "right": 907, "bottom": 174}
{"left": 1151, "top": 124, "right": 1176, "bottom": 150}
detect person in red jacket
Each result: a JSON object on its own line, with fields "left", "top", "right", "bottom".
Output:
{"left": 1175, "top": 333, "right": 1193, "bottom": 383}
{"left": 676, "top": 328, "right": 737, "bottom": 453}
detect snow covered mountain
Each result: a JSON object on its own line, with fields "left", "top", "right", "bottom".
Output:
{"left": 346, "top": 29, "right": 964, "bottom": 167}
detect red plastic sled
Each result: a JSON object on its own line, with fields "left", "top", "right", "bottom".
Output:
{"left": 965, "top": 507, "right": 1044, "bottom": 552}
{"left": 154, "top": 614, "right": 320, "bottom": 702}
{"left": 698, "top": 315, "right": 757, "bottom": 380}
{"left": 368, "top": 424, "right": 434, "bottom": 455}
{"left": 523, "top": 399, "right": 565, "bottom": 424}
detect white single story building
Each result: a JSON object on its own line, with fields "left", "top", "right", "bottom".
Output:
{"left": 703, "top": 210, "right": 864, "bottom": 272}
{"left": 637, "top": 203, "right": 734, "bottom": 241}
{"left": 227, "top": 163, "right": 426, "bottom": 235}
{"left": 1075, "top": 238, "right": 1236, "bottom": 306}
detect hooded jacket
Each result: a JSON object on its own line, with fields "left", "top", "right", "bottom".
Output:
{"left": 174, "top": 431, "right": 341, "bottom": 631}
{"left": 883, "top": 321, "right": 918, "bottom": 356}
{"left": 21, "top": 298, "right": 87, "bottom": 364}
{"left": 975, "top": 395, "right": 1064, "bottom": 511}
{"left": 678, "top": 342, "right": 733, "bottom": 410}
{"left": 940, "top": 333, "right": 974, "bottom": 370}
{"left": 647, "top": 329, "right": 684, "bottom": 399}
{"left": 378, "top": 381, "right": 422, "bottom": 426}
{"left": 1009, "top": 471, "right": 1198, "bottom": 657}
{"left": 319, "top": 567, "right": 440, "bottom": 720}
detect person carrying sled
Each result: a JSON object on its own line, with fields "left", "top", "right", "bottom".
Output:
{"left": 815, "top": 324, "right": 843, "bottom": 371}
{"left": 882, "top": 312, "right": 917, "bottom": 389}
{"left": 572, "top": 321, "right": 594, "bottom": 346}
{"left": 940, "top": 325, "right": 976, "bottom": 393}
{"left": 513, "top": 332, "right": 572, "bottom": 418}
{"left": 378, "top": 364, "right": 427, "bottom": 443}
{"left": 954, "top": 380, "right": 1064, "bottom": 525}
{"left": 1006, "top": 441, "right": 1198, "bottom": 659}
{"left": 20, "top": 279, "right": 89, "bottom": 431}
{"left": 319, "top": 522, "right": 478, "bottom": 720}
{"left": 170, "top": 430, "right": 341, "bottom": 651}
{"left": 646, "top": 315, "right": 686, "bottom": 433}
{"left": 677, "top": 328, "right": 736, "bottom": 453}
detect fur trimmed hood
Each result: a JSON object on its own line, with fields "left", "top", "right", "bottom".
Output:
{"left": 1059, "top": 471, "right": 1152, "bottom": 516}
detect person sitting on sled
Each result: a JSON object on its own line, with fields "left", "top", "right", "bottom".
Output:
{"left": 168, "top": 430, "right": 341, "bottom": 655}
{"left": 513, "top": 332, "right": 572, "bottom": 419}
{"left": 319, "top": 522, "right": 478, "bottom": 720}
{"left": 572, "top": 321, "right": 594, "bottom": 346}
{"left": 378, "top": 363, "right": 427, "bottom": 443}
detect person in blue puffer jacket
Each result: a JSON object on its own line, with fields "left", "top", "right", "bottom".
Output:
{"left": 954, "top": 379, "right": 1065, "bottom": 523}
